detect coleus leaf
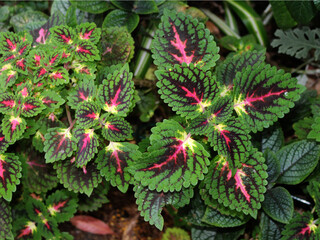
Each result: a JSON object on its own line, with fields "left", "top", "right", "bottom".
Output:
{"left": 0, "top": 127, "right": 9, "bottom": 154}
{"left": 76, "top": 22, "right": 101, "bottom": 44}
{"left": 203, "top": 150, "right": 268, "bottom": 218}
{"left": 26, "top": 198, "right": 59, "bottom": 239}
{"left": 39, "top": 90, "right": 65, "bottom": 114}
{"left": 71, "top": 61, "right": 97, "bottom": 81}
{"left": 281, "top": 212, "right": 320, "bottom": 240}
{"left": 155, "top": 63, "right": 219, "bottom": 119}
{"left": 133, "top": 119, "right": 210, "bottom": 192}
{"left": 50, "top": 25, "right": 75, "bottom": 46}
{"left": 100, "top": 27, "right": 135, "bottom": 66}
{"left": 0, "top": 32, "right": 20, "bottom": 54}
{"left": 277, "top": 140, "right": 320, "bottom": 185}
{"left": 262, "top": 187, "right": 294, "bottom": 224}
{"left": 308, "top": 180, "right": 320, "bottom": 218}
{"left": 0, "top": 153, "right": 22, "bottom": 201}
{"left": 0, "top": 198, "right": 13, "bottom": 239}
{"left": 97, "top": 63, "right": 134, "bottom": 117}
{"left": 74, "top": 42, "right": 100, "bottom": 62}
{"left": 13, "top": 218, "right": 40, "bottom": 240}
{"left": 162, "top": 228, "right": 190, "bottom": 240}
{"left": 191, "top": 226, "right": 245, "bottom": 240}
{"left": 46, "top": 190, "right": 78, "bottom": 223}
{"left": 43, "top": 127, "right": 77, "bottom": 163}
{"left": 308, "top": 117, "right": 320, "bottom": 141}
{"left": 101, "top": 115, "right": 132, "bottom": 141}
{"left": 21, "top": 97, "right": 45, "bottom": 117}
{"left": 78, "top": 182, "right": 110, "bottom": 212}
{"left": 233, "top": 62, "right": 305, "bottom": 133}
{"left": 47, "top": 67, "right": 69, "bottom": 86}
{"left": 0, "top": 69, "right": 18, "bottom": 89}
{"left": 2, "top": 115, "right": 26, "bottom": 143}
{"left": 152, "top": 10, "right": 219, "bottom": 70}
{"left": 134, "top": 184, "right": 193, "bottom": 231}
{"left": 54, "top": 159, "right": 102, "bottom": 196}
{"left": 207, "top": 118, "right": 252, "bottom": 170}
{"left": 75, "top": 102, "right": 100, "bottom": 129}
{"left": 97, "top": 142, "right": 141, "bottom": 193}
{"left": 74, "top": 128, "right": 99, "bottom": 168}
{"left": 0, "top": 93, "right": 16, "bottom": 114}
{"left": 26, "top": 49, "right": 45, "bottom": 69}
{"left": 22, "top": 149, "right": 58, "bottom": 194}
{"left": 293, "top": 117, "right": 313, "bottom": 140}
{"left": 216, "top": 50, "right": 265, "bottom": 89}
{"left": 67, "top": 79, "right": 96, "bottom": 110}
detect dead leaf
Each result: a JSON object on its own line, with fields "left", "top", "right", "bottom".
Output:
{"left": 70, "top": 215, "right": 114, "bottom": 235}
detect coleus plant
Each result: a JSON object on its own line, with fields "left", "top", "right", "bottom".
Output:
{"left": 0, "top": 7, "right": 313, "bottom": 239}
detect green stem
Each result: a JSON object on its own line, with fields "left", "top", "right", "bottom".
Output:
{"left": 224, "top": 2, "right": 239, "bottom": 34}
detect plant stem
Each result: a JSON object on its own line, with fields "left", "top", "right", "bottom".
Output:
{"left": 65, "top": 104, "right": 73, "bottom": 127}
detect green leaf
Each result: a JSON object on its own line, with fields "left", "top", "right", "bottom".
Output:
{"left": 162, "top": 227, "right": 190, "bottom": 240}
{"left": 0, "top": 6, "right": 10, "bottom": 22}
{"left": 0, "top": 198, "right": 13, "bottom": 239}
{"left": 100, "top": 27, "right": 135, "bottom": 66}
{"left": 259, "top": 212, "right": 284, "bottom": 240}
{"left": 47, "top": 67, "right": 70, "bottom": 86}
{"left": 97, "top": 63, "right": 134, "bottom": 117}
{"left": 40, "top": 90, "right": 65, "bottom": 115}
{"left": 0, "top": 93, "right": 16, "bottom": 114}
{"left": 74, "top": 128, "right": 99, "bottom": 168}
{"left": 50, "top": 25, "right": 75, "bottom": 46}
{"left": 285, "top": 1, "right": 316, "bottom": 24}
{"left": 43, "top": 127, "right": 77, "bottom": 163}
{"left": 51, "top": 0, "right": 71, "bottom": 16}
{"left": 191, "top": 226, "right": 245, "bottom": 240}
{"left": 308, "top": 117, "right": 320, "bottom": 141}
{"left": 307, "top": 180, "right": 320, "bottom": 218}
{"left": 155, "top": 63, "right": 219, "bottom": 119}
{"left": 204, "top": 150, "right": 268, "bottom": 218}
{"left": 70, "top": 0, "right": 113, "bottom": 14}
{"left": 97, "top": 142, "right": 141, "bottom": 193}
{"left": 67, "top": 79, "right": 96, "bottom": 110}
{"left": 13, "top": 218, "right": 40, "bottom": 240}
{"left": 281, "top": 212, "right": 320, "bottom": 240}
{"left": 102, "top": 10, "right": 139, "bottom": 33}
{"left": 0, "top": 154, "right": 22, "bottom": 201}
{"left": 71, "top": 61, "right": 97, "bottom": 81}
{"left": 261, "top": 127, "right": 284, "bottom": 153}
{"left": 75, "top": 22, "right": 101, "bottom": 44}
{"left": 272, "top": 28, "right": 320, "bottom": 61}
{"left": 262, "top": 187, "right": 293, "bottom": 224}
{"left": 75, "top": 102, "right": 101, "bottom": 129}
{"left": 277, "top": 140, "right": 320, "bottom": 185}
{"left": 133, "top": 119, "right": 210, "bottom": 192}
{"left": 78, "top": 182, "right": 109, "bottom": 212}
{"left": 263, "top": 150, "right": 280, "bottom": 185}
{"left": 46, "top": 190, "right": 78, "bottom": 223}
{"left": 233, "top": 62, "right": 304, "bottom": 133}
{"left": 0, "top": 128, "right": 9, "bottom": 154}
{"left": 269, "top": 1, "right": 297, "bottom": 29}
{"left": 54, "top": 159, "right": 102, "bottom": 196}
{"left": 101, "top": 116, "right": 132, "bottom": 142}
{"left": 74, "top": 41, "right": 100, "bottom": 62}
{"left": 134, "top": 184, "right": 193, "bottom": 230}
{"left": 111, "top": 0, "right": 158, "bottom": 14}
{"left": 2, "top": 115, "right": 26, "bottom": 143}
{"left": 152, "top": 10, "right": 219, "bottom": 70}
{"left": 10, "top": 11, "right": 49, "bottom": 32}
{"left": 293, "top": 117, "right": 313, "bottom": 140}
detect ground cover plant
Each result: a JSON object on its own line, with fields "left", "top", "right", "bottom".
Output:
{"left": 0, "top": 0, "right": 320, "bottom": 239}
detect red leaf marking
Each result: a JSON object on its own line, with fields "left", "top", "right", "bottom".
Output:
{"left": 80, "top": 29, "right": 94, "bottom": 40}
{"left": 20, "top": 87, "right": 28, "bottom": 97}
{"left": 112, "top": 150, "right": 123, "bottom": 173}
{"left": 77, "top": 46, "right": 92, "bottom": 54}
{"left": 80, "top": 67, "right": 90, "bottom": 74}
{"left": 6, "top": 39, "right": 17, "bottom": 52}
{"left": 80, "top": 133, "right": 91, "bottom": 152}
{"left": 49, "top": 54, "right": 59, "bottom": 65}
{"left": 170, "top": 25, "right": 194, "bottom": 64}
{"left": 300, "top": 225, "right": 311, "bottom": 236}
{"left": 219, "top": 128, "right": 231, "bottom": 150}
{"left": 34, "top": 54, "right": 41, "bottom": 66}
{"left": 38, "top": 68, "right": 47, "bottom": 78}
{"left": 16, "top": 59, "right": 25, "bottom": 70}
{"left": 36, "top": 28, "right": 48, "bottom": 44}
{"left": 23, "top": 103, "right": 37, "bottom": 111}
{"left": 244, "top": 90, "right": 287, "bottom": 106}
{"left": 0, "top": 136, "right": 4, "bottom": 142}
{"left": 4, "top": 54, "right": 15, "bottom": 62}
{"left": 181, "top": 86, "right": 205, "bottom": 112}
{"left": 0, "top": 99, "right": 15, "bottom": 108}
{"left": 234, "top": 169, "right": 251, "bottom": 202}
{"left": 42, "top": 98, "right": 58, "bottom": 105}
{"left": 17, "top": 222, "right": 36, "bottom": 239}
{"left": 52, "top": 200, "right": 68, "bottom": 212}
{"left": 6, "top": 74, "right": 15, "bottom": 84}
{"left": 62, "top": 51, "right": 70, "bottom": 58}
{"left": 107, "top": 124, "right": 119, "bottom": 132}
{"left": 79, "top": 91, "right": 88, "bottom": 101}
{"left": 105, "top": 87, "right": 121, "bottom": 111}
{"left": 10, "top": 118, "right": 20, "bottom": 132}
{"left": 27, "top": 161, "right": 46, "bottom": 168}
{"left": 51, "top": 72, "right": 63, "bottom": 80}
{"left": 85, "top": 112, "right": 98, "bottom": 119}
{"left": 57, "top": 32, "right": 71, "bottom": 44}
{"left": 19, "top": 45, "right": 28, "bottom": 55}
